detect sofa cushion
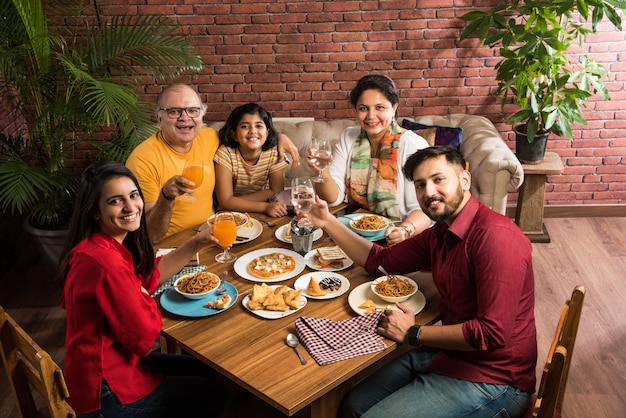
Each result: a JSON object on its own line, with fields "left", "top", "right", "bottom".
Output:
{"left": 401, "top": 119, "right": 462, "bottom": 150}
{"left": 411, "top": 128, "right": 437, "bottom": 146}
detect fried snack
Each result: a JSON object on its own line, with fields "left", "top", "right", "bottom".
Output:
{"left": 274, "top": 285, "right": 288, "bottom": 296}
{"left": 307, "top": 277, "right": 327, "bottom": 297}
{"left": 353, "top": 215, "right": 388, "bottom": 231}
{"left": 247, "top": 300, "right": 264, "bottom": 310}
{"left": 284, "top": 289, "right": 302, "bottom": 309}
{"left": 358, "top": 299, "right": 377, "bottom": 314}
{"left": 251, "top": 282, "right": 270, "bottom": 303}
{"left": 247, "top": 284, "right": 302, "bottom": 312}
{"left": 374, "top": 276, "right": 416, "bottom": 297}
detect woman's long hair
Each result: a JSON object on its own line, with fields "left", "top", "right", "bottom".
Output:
{"left": 58, "top": 161, "right": 155, "bottom": 285}
{"left": 218, "top": 102, "right": 279, "bottom": 150}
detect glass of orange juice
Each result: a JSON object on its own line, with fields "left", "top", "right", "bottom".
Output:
{"left": 213, "top": 211, "right": 238, "bottom": 263}
{"left": 181, "top": 159, "right": 204, "bottom": 203}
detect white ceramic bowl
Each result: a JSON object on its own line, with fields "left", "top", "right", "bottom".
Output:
{"left": 348, "top": 214, "right": 391, "bottom": 237}
{"left": 371, "top": 275, "right": 418, "bottom": 303}
{"left": 174, "top": 272, "right": 221, "bottom": 300}
{"left": 207, "top": 212, "right": 250, "bottom": 230}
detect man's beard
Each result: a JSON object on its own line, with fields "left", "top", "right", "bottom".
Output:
{"left": 422, "top": 184, "right": 464, "bottom": 223}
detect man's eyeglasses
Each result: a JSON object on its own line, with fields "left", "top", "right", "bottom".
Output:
{"left": 159, "top": 107, "right": 202, "bottom": 119}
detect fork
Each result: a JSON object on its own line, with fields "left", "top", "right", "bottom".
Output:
{"left": 216, "top": 270, "right": 228, "bottom": 295}
{"left": 378, "top": 265, "right": 397, "bottom": 280}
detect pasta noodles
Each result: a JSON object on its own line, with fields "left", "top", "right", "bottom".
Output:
{"left": 353, "top": 215, "right": 388, "bottom": 231}
{"left": 177, "top": 272, "right": 220, "bottom": 294}
{"left": 208, "top": 213, "right": 248, "bottom": 227}
{"left": 374, "top": 276, "right": 415, "bottom": 297}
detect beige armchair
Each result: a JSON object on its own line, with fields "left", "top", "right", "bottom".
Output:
{"left": 209, "top": 114, "right": 523, "bottom": 214}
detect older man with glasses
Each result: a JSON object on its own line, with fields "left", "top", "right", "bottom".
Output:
{"left": 126, "top": 83, "right": 299, "bottom": 243}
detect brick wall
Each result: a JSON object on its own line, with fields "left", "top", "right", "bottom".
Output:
{"left": 3, "top": 0, "right": 625, "bottom": 206}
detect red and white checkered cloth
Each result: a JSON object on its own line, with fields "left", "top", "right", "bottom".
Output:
{"left": 295, "top": 312, "right": 386, "bottom": 366}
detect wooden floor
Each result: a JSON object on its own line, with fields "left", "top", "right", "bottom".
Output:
{"left": 1, "top": 217, "right": 625, "bottom": 417}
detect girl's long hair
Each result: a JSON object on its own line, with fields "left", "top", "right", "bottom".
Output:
{"left": 58, "top": 161, "right": 154, "bottom": 285}
{"left": 218, "top": 103, "right": 279, "bottom": 150}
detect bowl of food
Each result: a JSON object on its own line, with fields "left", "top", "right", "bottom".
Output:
{"left": 206, "top": 211, "right": 250, "bottom": 229}
{"left": 371, "top": 275, "right": 418, "bottom": 303}
{"left": 348, "top": 214, "right": 391, "bottom": 237}
{"left": 174, "top": 271, "right": 221, "bottom": 300}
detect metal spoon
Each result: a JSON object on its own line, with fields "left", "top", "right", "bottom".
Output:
{"left": 286, "top": 333, "right": 307, "bottom": 365}
{"left": 257, "top": 217, "right": 277, "bottom": 227}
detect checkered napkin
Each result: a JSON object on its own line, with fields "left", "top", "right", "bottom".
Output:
{"left": 295, "top": 311, "right": 386, "bottom": 366}
{"left": 151, "top": 265, "right": 207, "bottom": 298}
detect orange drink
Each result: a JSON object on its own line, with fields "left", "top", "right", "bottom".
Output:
{"left": 213, "top": 211, "right": 238, "bottom": 263}
{"left": 213, "top": 219, "right": 237, "bottom": 247}
{"left": 182, "top": 165, "right": 203, "bottom": 189}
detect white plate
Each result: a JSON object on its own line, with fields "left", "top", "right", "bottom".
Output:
{"left": 348, "top": 281, "right": 426, "bottom": 316}
{"left": 199, "top": 217, "right": 263, "bottom": 245}
{"left": 242, "top": 285, "right": 307, "bottom": 319}
{"left": 274, "top": 224, "right": 323, "bottom": 244}
{"left": 234, "top": 248, "right": 306, "bottom": 283}
{"left": 293, "top": 272, "right": 350, "bottom": 300}
{"left": 303, "top": 249, "right": 354, "bottom": 272}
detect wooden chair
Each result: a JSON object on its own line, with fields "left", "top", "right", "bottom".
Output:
{"left": 0, "top": 305, "right": 75, "bottom": 418}
{"left": 524, "top": 285, "right": 586, "bottom": 418}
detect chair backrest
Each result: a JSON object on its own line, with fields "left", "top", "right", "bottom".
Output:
{"left": 0, "top": 305, "right": 76, "bottom": 418}
{"left": 532, "top": 285, "right": 586, "bottom": 418}
{"left": 534, "top": 345, "right": 568, "bottom": 418}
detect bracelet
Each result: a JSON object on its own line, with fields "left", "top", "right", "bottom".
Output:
{"left": 400, "top": 223, "right": 413, "bottom": 237}
{"left": 161, "top": 187, "right": 175, "bottom": 202}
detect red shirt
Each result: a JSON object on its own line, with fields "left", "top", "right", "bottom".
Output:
{"left": 62, "top": 233, "right": 164, "bottom": 413}
{"left": 365, "top": 196, "right": 537, "bottom": 394}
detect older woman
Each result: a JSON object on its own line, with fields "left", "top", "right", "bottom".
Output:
{"left": 58, "top": 161, "right": 228, "bottom": 418}
{"left": 310, "top": 74, "right": 432, "bottom": 245}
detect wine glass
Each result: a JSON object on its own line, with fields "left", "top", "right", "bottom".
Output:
{"left": 291, "top": 177, "right": 315, "bottom": 227}
{"left": 181, "top": 159, "right": 204, "bottom": 203}
{"left": 213, "top": 211, "right": 238, "bottom": 263}
{"left": 310, "top": 138, "right": 332, "bottom": 183}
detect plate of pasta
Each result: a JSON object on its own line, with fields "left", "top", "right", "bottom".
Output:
{"left": 371, "top": 275, "right": 418, "bottom": 303}
{"left": 347, "top": 281, "right": 425, "bottom": 316}
{"left": 339, "top": 214, "right": 391, "bottom": 242}
{"left": 160, "top": 281, "right": 239, "bottom": 317}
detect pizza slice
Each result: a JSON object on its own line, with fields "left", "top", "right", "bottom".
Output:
{"left": 205, "top": 294, "right": 232, "bottom": 310}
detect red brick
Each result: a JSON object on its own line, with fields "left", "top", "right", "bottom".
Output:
{"left": 5, "top": 0, "right": 623, "bottom": 206}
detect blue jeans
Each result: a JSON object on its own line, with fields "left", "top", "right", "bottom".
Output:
{"left": 342, "top": 350, "right": 530, "bottom": 418}
{"left": 77, "top": 353, "right": 229, "bottom": 418}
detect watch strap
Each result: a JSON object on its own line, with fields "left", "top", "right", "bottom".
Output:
{"left": 407, "top": 325, "right": 422, "bottom": 346}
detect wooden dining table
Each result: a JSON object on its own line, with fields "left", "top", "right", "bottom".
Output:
{"left": 156, "top": 209, "right": 441, "bottom": 418}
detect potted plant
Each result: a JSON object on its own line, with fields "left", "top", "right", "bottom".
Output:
{"left": 0, "top": 0, "right": 203, "bottom": 269}
{"left": 459, "top": 0, "right": 625, "bottom": 162}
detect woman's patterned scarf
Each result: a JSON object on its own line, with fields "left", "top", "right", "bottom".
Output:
{"left": 346, "top": 120, "right": 401, "bottom": 220}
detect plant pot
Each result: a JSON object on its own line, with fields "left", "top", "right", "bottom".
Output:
{"left": 22, "top": 216, "right": 69, "bottom": 273}
{"left": 515, "top": 125, "right": 549, "bottom": 163}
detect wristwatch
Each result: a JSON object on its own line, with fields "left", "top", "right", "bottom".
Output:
{"left": 407, "top": 325, "right": 422, "bottom": 346}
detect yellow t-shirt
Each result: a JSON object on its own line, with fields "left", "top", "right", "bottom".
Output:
{"left": 126, "top": 127, "right": 218, "bottom": 238}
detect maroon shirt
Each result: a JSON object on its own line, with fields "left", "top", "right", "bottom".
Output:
{"left": 365, "top": 196, "right": 537, "bottom": 394}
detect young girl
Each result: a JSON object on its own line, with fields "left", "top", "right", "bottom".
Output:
{"left": 214, "top": 103, "right": 289, "bottom": 217}
{"left": 58, "top": 161, "right": 228, "bottom": 418}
